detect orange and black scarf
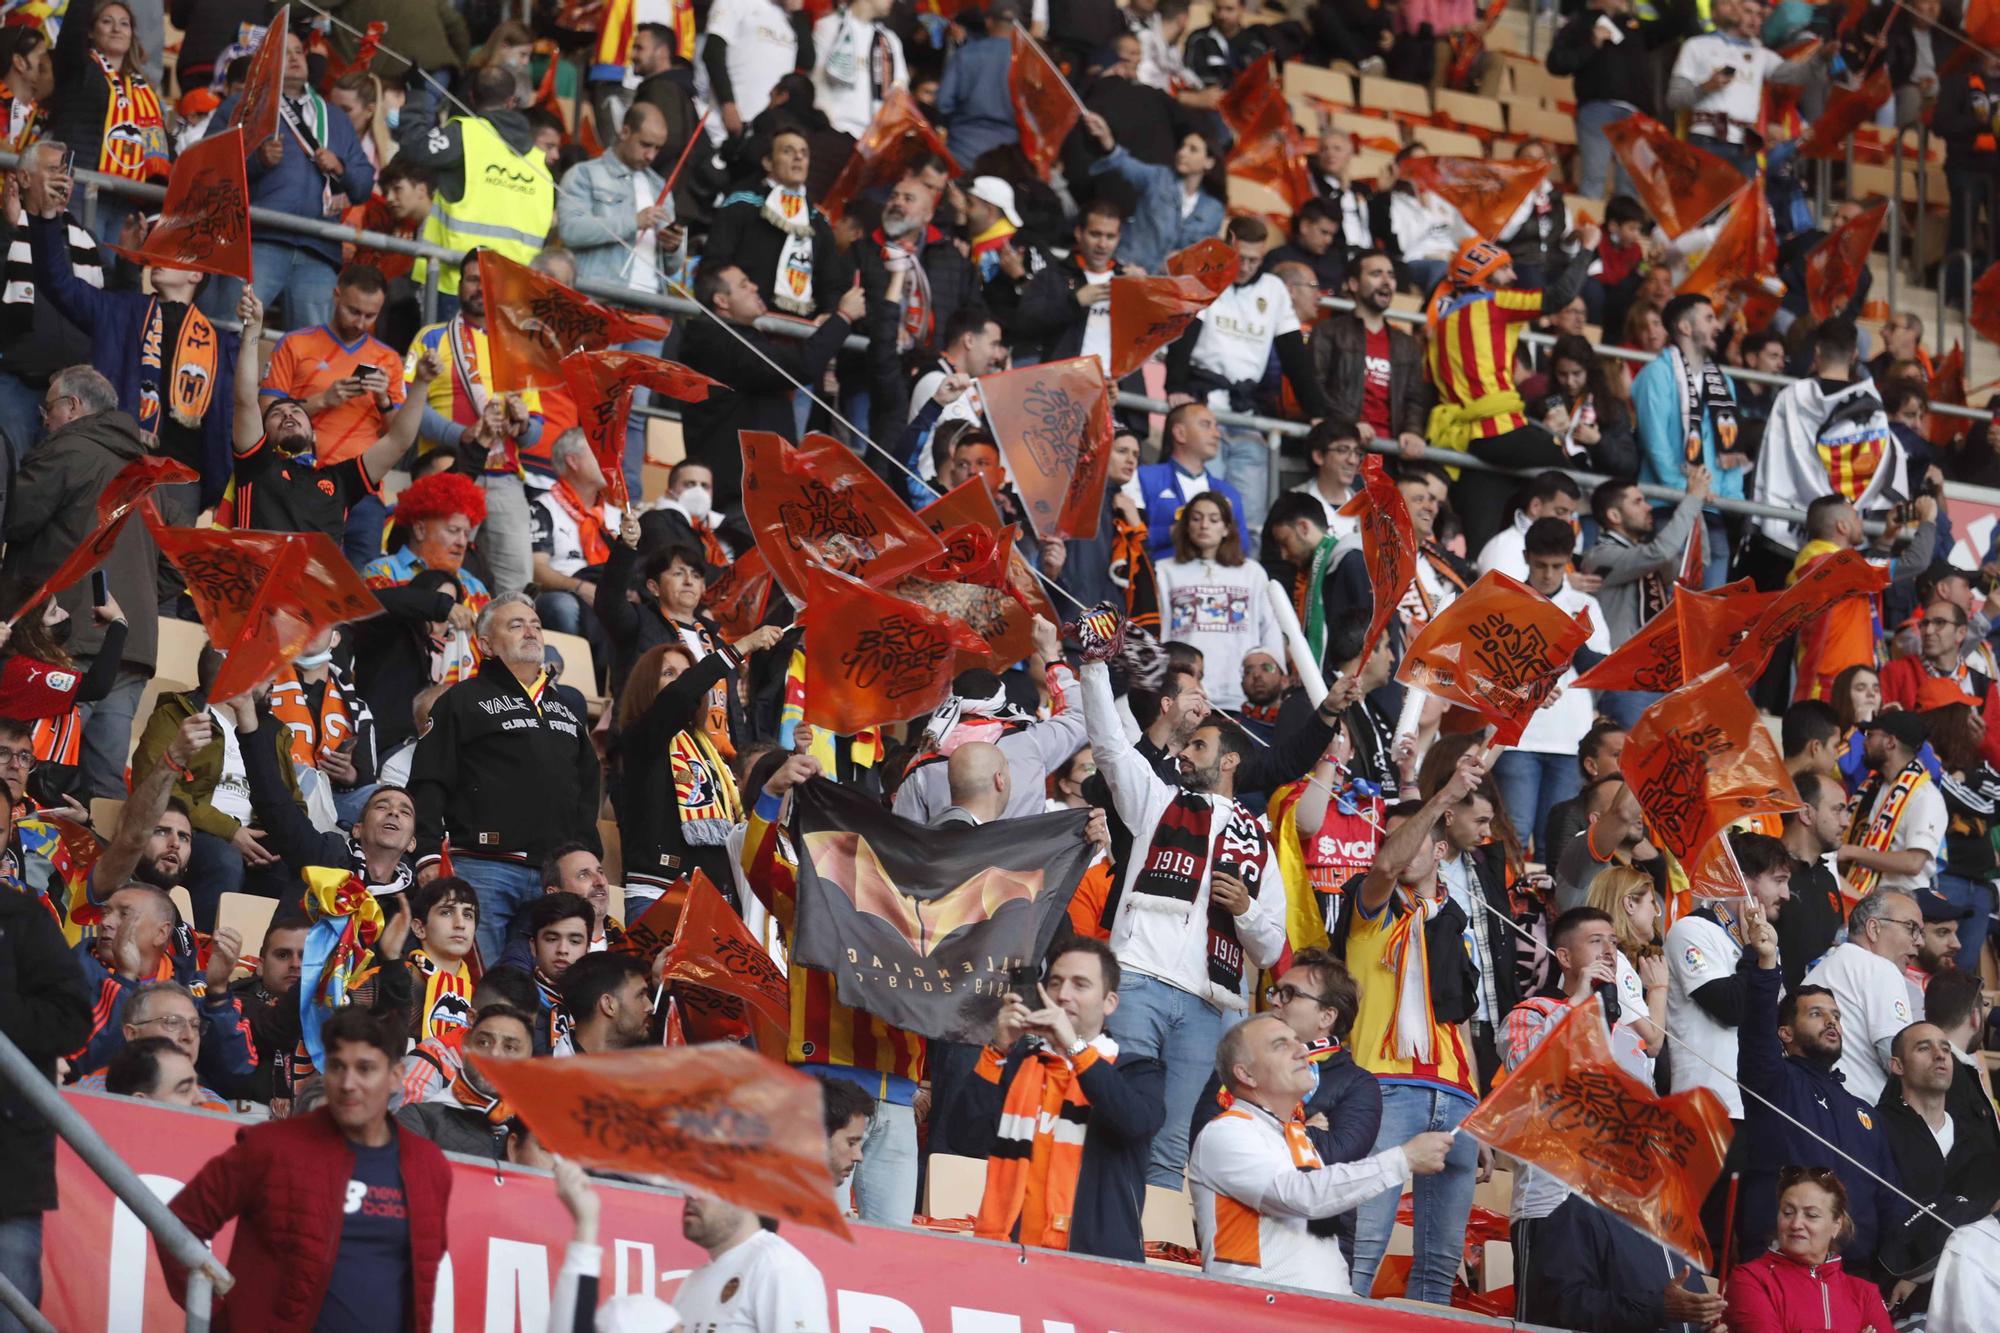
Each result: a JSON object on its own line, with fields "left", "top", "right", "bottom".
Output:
{"left": 91, "top": 50, "right": 168, "bottom": 181}
{"left": 1111, "top": 516, "right": 1160, "bottom": 635}
{"left": 549, "top": 480, "right": 612, "bottom": 566}
{"left": 973, "top": 1038, "right": 1114, "bottom": 1249}
{"left": 138, "top": 299, "right": 219, "bottom": 435}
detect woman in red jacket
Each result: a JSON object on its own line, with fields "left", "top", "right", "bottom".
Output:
{"left": 1726, "top": 1167, "right": 1894, "bottom": 1333}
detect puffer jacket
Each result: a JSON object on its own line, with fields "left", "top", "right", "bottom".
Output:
{"left": 1722, "top": 1249, "right": 1894, "bottom": 1332}
{"left": 164, "top": 1108, "right": 452, "bottom": 1332}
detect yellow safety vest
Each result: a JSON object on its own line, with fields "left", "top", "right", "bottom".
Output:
{"left": 415, "top": 115, "right": 554, "bottom": 295}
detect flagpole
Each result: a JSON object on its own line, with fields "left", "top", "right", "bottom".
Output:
{"left": 1016, "top": 21, "right": 1090, "bottom": 120}
{"left": 653, "top": 108, "right": 712, "bottom": 211}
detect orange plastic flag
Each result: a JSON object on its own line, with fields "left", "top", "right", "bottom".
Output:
{"left": 1621, "top": 666, "right": 1800, "bottom": 885}
{"left": 321, "top": 19, "right": 383, "bottom": 89}
{"left": 613, "top": 890, "right": 682, "bottom": 968}
{"left": 1686, "top": 548, "right": 1886, "bottom": 686}
{"left": 798, "top": 561, "right": 988, "bottom": 733}
{"left": 1972, "top": 262, "right": 2000, "bottom": 346}
{"left": 1107, "top": 238, "right": 1240, "bottom": 379}
{"left": 1226, "top": 128, "right": 1317, "bottom": 214}
{"left": 1678, "top": 179, "right": 1779, "bottom": 308}
{"left": 229, "top": 6, "right": 288, "bottom": 146}
{"left": 1395, "top": 570, "right": 1594, "bottom": 746}
{"left": 916, "top": 477, "right": 1061, "bottom": 626}
{"left": 1572, "top": 604, "right": 1687, "bottom": 695}
{"left": 6, "top": 457, "right": 198, "bottom": 624}
{"left": 1673, "top": 580, "right": 1779, "bottom": 678}
{"left": 109, "top": 128, "right": 254, "bottom": 282}
{"left": 1396, "top": 156, "right": 1550, "bottom": 240}
{"left": 869, "top": 520, "right": 1038, "bottom": 673}
{"left": 469, "top": 1045, "right": 851, "bottom": 1238}
{"left": 701, "top": 547, "right": 774, "bottom": 643}
{"left": 147, "top": 525, "right": 382, "bottom": 701}
{"left": 558, "top": 349, "right": 723, "bottom": 508}
{"left": 478, "top": 250, "right": 670, "bottom": 393}
{"left": 1219, "top": 53, "right": 1290, "bottom": 142}
{"left": 1009, "top": 26, "right": 1081, "bottom": 177}
{"left": 978, "top": 356, "right": 1115, "bottom": 542}
{"left": 1926, "top": 344, "right": 1967, "bottom": 447}
{"left": 1338, "top": 454, "right": 1418, "bottom": 671}
{"left": 740, "top": 431, "right": 944, "bottom": 599}
{"left": 1799, "top": 67, "right": 1894, "bottom": 159}
{"left": 659, "top": 870, "right": 791, "bottom": 1053}
{"left": 821, "top": 86, "right": 959, "bottom": 222}
{"left": 1804, "top": 199, "right": 1887, "bottom": 324}
{"left": 1602, "top": 114, "right": 1745, "bottom": 240}
{"left": 1460, "top": 995, "right": 1733, "bottom": 1268}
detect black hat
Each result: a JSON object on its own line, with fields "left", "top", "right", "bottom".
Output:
{"left": 1862, "top": 710, "right": 1928, "bottom": 752}
{"left": 1916, "top": 889, "right": 1973, "bottom": 923}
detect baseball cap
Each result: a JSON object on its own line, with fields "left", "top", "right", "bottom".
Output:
{"left": 1917, "top": 888, "right": 1973, "bottom": 923}
{"left": 968, "top": 176, "right": 1023, "bottom": 228}
{"left": 1861, "top": 710, "right": 1928, "bottom": 752}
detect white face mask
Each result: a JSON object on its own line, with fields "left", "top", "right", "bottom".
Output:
{"left": 293, "top": 649, "right": 334, "bottom": 669}
{"left": 676, "top": 484, "right": 712, "bottom": 522}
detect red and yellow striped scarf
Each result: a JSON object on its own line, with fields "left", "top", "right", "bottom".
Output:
{"left": 91, "top": 51, "right": 169, "bottom": 181}
{"left": 974, "top": 1039, "right": 1112, "bottom": 1249}
{"left": 1843, "top": 758, "right": 1931, "bottom": 900}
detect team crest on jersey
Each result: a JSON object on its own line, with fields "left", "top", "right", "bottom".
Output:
{"left": 1856, "top": 1109, "right": 1873, "bottom": 1131}
{"left": 719, "top": 1278, "right": 741, "bottom": 1302}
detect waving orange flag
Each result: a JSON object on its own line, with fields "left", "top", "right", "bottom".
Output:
{"left": 1010, "top": 26, "right": 1081, "bottom": 177}
{"left": 1685, "top": 548, "right": 1885, "bottom": 686}
{"left": 470, "top": 1045, "right": 851, "bottom": 1238}
{"left": 1396, "top": 156, "right": 1550, "bottom": 240}
{"left": 822, "top": 86, "right": 959, "bottom": 223}
{"left": 109, "top": 128, "right": 254, "bottom": 281}
{"left": 701, "top": 547, "right": 774, "bottom": 642}
{"left": 797, "top": 561, "right": 989, "bottom": 734}
{"left": 1395, "top": 570, "right": 1594, "bottom": 745}
{"left": 1219, "top": 53, "right": 1290, "bottom": 142}
{"left": 1926, "top": 344, "right": 1967, "bottom": 447}
{"left": 868, "top": 518, "right": 1038, "bottom": 673}
{"left": 1621, "top": 667, "right": 1800, "bottom": 891}
{"left": 1572, "top": 605, "right": 1688, "bottom": 696}
{"left": 479, "top": 250, "right": 670, "bottom": 393}
{"left": 1602, "top": 113, "right": 1744, "bottom": 240}
{"left": 1227, "top": 128, "right": 1318, "bottom": 215}
{"left": 558, "top": 349, "right": 723, "bottom": 507}
{"left": 1461, "top": 995, "right": 1733, "bottom": 1268}
{"left": 1678, "top": 179, "right": 1779, "bottom": 308}
{"left": 979, "top": 356, "right": 1115, "bottom": 542}
{"left": 1108, "top": 238, "right": 1240, "bottom": 379}
{"left": 1804, "top": 199, "right": 1887, "bottom": 324}
{"left": 228, "top": 6, "right": 288, "bottom": 146}
{"left": 7, "top": 457, "right": 198, "bottom": 624}
{"left": 1339, "top": 454, "right": 1418, "bottom": 671}
{"left": 740, "top": 431, "right": 943, "bottom": 600}
{"left": 1972, "top": 262, "right": 2000, "bottom": 346}
{"left": 1800, "top": 68, "right": 1893, "bottom": 159}
{"left": 916, "top": 477, "right": 1061, "bottom": 626}
{"left": 660, "top": 871, "right": 791, "bottom": 1053}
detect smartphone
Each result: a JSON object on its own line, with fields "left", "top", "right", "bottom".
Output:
{"left": 1008, "top": 963, "right": 1040, "bottom": 1008}
{"left": 89, "top": 569, "right": 109, "bottom": 607}
{"left": 56, "top": 148, "right": 74, "bottom": 177}
{"left": 1594, "top": 979, "right": 1623, "bottom": 1028}
{"left": 1716, "top": 66, "right": 1735, "bottom": 81}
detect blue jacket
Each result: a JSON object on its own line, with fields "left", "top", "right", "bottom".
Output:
{"left": 1135, "top": 460, "right": 1251, "bottom": 562}
{"left": 1631, "top": 351, "right": 1749, "bottom": 500}
{"left": 1737, "top": 959, "right": 1904, "bottom": 1266}
{"left": 936, "top": 34, "right": 1019, "bottom": 168}
{"left": 207, "top": 88, "right": 373, "bottom": 266}
{"left": 1529, "top": 1194, "right": 1710, "bottom": 1333}
{"left": 67, "top": 942, "right": 259, "bottom": 1094}
{"left": 1088, "top": 146, "right": 1226, "bottom": 275}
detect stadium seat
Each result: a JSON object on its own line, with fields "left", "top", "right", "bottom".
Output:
{"left": 154, "top": 618, "right": 209, "bottom": 691}
{"left": 1509, "top": 102, "right": 1578, "bottom": 146}
{"left": 543, "top": 630, "right": 608, "bottom": 719}
{"left": 1413, "top": 124, "right": 1485, "bottom": 158}
{"left": 1226, "top": 176, "right": 1296, "bottom": 216}
{"left": 1330, "top": 109, "right": 1405, "bottom": 149}
{"left": 1360, "top": 75, "right": 1432, "bottom": 119}
{"left": 169, "top": 885, "right": 195, "bottom": 927}
{"left": 922, "top": 1153, "right": 988, "bottom": 1221}
{"left": 1506, "top": 61, "right": 1574, "bottom": 106}
{"left": 1282, "top": 62, "right": 1353, "bottom": 113}
{"left": 90, "top": 797, "right": 124, "bottom": 834}
{"left": 1143, "top": 1185, "right": 1197, "bottom": 1248}
{"left": 1434, "top": 88, "right": 1507, "bottom": 133}
{"left": 217, "top": 891, "right": 278, "bottom": 963}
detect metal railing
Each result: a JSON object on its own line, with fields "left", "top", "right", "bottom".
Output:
{"left": 0, "top": 1030, "right": 232, "bottom": 1331}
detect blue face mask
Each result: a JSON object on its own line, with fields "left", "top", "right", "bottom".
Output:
{"left": 386, "top": 106, "right": 400, "bottom": 132}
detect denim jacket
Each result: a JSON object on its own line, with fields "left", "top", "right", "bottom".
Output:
{"left": 554, "top": 152, "right": 686, "bottom": 295}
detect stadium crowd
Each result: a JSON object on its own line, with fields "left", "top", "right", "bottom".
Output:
{"left": 2, "top": 0, "right": 2000, "bottom": 1329}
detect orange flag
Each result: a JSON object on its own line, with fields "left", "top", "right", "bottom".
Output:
{"left": 1677, "top": 519, "right": 1705, "bottom": 591}
{"left": 109, "top": 128, "right": 253, "bottom": 282}
{"left": 228, "top": 6, "right": 288, "bottom": 147}
{"left": 321, "top": 19, "right": 384, "bottom": 89}
{"left": 1395, "top": 570, "right": 1593, "bottom": 746}
{"left": 1572, "top": 605, "right": 1687, "bottom": 696}
{"left": 612, "top": 890, "right": 683, "bottom": 967}
{"left": 869, "top": 520, "right": 1039, "bottom": 673}
{"left": 1226, "top": 128, "right": 1317, "bottom": 214}
{"left": 740, "top": 431, "right": 944, "bottom": 599}
{"left": 147, "top": 525, "right": 382, "bottom": 701}
{"left": 917, "top": 477, "right": 1061, "bottom": 626}
{"left": 701, "top": 548, "right": 774, "bottom": 643}
{"left": 469, "top": 1045, "right": 851, "bottom": 1238}
{"left": 978, "top": 356, "right": 1115, "bottom": 542}
{"left": 1460, "top": 995, "right": 1733, "bottom": 1268}
{"left": 7, "top": 457, "right": 197, "bottom": 624}
{"left": 1219, "top": 53, "right": 1290, "bottom": 143}
{"left": 1799, "top": 68, "right": 1893, "bottom": 159}
{"left": 1602, "top": 114, "right": 1744, "bottom": 240}
{"left": 1107, "top": 238, "right": 1240, "bottom": 379}
{"left": 558, "top": 349, "right": 723, "bottom": 508}
{"left": 1338, "top": 454, "right": 1418, "bottom": 670}
{"left": 1009, "top": 25, "right": 1081, "bottom": 177}
{"left": 1396, "top": 156, "right": 1550, "bottom": 240}
{"left": 1926, "top": 344, "right": 1967, "bottom": 447}
{"left": 1685, "top": 548, "right": 1885, "bottom": 686}
{"left": 1621, "top": 666, "right": 1800, "bottom": 895}
{"left": 1678, "top": 179, "right": 1779, "bottom": 307}
{"left": 1804, "top": 199, "right": 1887, "bottom": 324}
{"left": 798, "top": 561, "right": 988, "bottom": 734}
{"left": 478, "top": 250, "right": 671, "bottom": 393}
{"left": 659, "top": 870, "right": 791, "bottom": 1053}
{"left": 821, "top": 86, "right": 959, "bottom": 222}
{"left": 1972, "top": 262, "right": 2000, "bottom": 346}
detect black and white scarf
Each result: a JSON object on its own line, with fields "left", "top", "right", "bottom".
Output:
{"left": 1670, "top": 345, "right": 1738, "bottom": 467}
{"left": 1131, "top": 793, "right": 1266, "bottom": 995}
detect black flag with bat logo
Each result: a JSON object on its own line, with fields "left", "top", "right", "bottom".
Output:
{"left": 789, "top": 777, "right": 1095, "bottom": 1042}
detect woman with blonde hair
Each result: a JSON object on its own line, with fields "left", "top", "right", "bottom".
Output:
{"left": 1585, "top": 865, "right": 1668, "bottom": 1056}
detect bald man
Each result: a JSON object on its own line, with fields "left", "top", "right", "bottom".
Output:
{"left": 936, "top": 741, "right": 1013, "bottom": 828}
{"left": 555, "top": 100, "right": 685, "bottom": 298}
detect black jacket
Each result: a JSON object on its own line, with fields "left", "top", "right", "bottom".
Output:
{"left": 0, "top": 882, "right": 90, "bottom": 1215}
{"left": 1528, "top": 1193, "right": 1708, "bottom": 1333}
{"left": 612, "top": 641, "right": 746, "bottom": 890}
{"left": 1931, "top": 68, "right": 2000, "bottom": 174}
{"left": 951, "top": 1039, "right": 1166, "bottom": 1261}
{"left": 1308, "top": 313, "right": 1433, "bottom": 445}
{"left": 227, "top": 972, "right": 304, "bottom": 1107}
{"left": 1544, "top": 5, "right": 1688, "bottom": 117}
{"left": 591, "top": 539, "right": 751, "bottom": 749}
{"left": 346, "top": 574, "right": 457, "bottom": 760}
{"left": 677, "top": 312, "right": 855, "bottom": 509}
{"left": 1331, "top": 874, "right": 1480, "bottom": 1027}
{"left": 408, "top": 657, "right": 601, "bottom": 869}
{"left": 240, "top": 707, "right": 413, "bottom": 898}
{"left": 1875, "top": 1064, "right": 2000, "bottom": 1293}
{"left": 703, "top": 193, "right": 852, "bottom": 320}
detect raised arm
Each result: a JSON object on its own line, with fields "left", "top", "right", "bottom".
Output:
{"left": 1358, "top": 746, "right": 1490, "bottom": 912}
{"left": 233, "top": 289, "right": 267, "bottom": 455}
{"left": 358, "top": 344, "right": 442, "bottom": 483}
{"left": 93, "top": 712, "right": 211, "bottom": 901}
{"left": 1080, "top": 659, "right": 1175, "bottom": 833}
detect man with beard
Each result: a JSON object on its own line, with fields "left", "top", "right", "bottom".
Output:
{"left": 542, "top": 844, "right": 621, "bottom": 952}
{"left": 1580, "top": 469, "right": 1714, "bottom": 727}
{"left": 1232, "top": 650, "right": 1288, "bottom": 747}
{"left": 675, "top": 1193, "right": 830, "bottom": 1333}
{"left": 1736, "top": 897, "right": 1902, "bottom": 1270}
{"left": 823, "top": 1078, "right": 873, "bottom": 1201}
{"left": 855, "top": 172, "right": 983, "bottom": 448}
{"left": 395, "top": 1004, "right": 536, "bottom": 1156}
{"left": 560, "top": 951, "right": 655, "bottom": 1056}
{"left": 231, "top": 290, "right": 439, "bottom": 544}
{"left": 1778, "top": 770, "right": 1851, "bottom": 991}
{"left": 89, "top": 712, "right": 206, "bottom": 901}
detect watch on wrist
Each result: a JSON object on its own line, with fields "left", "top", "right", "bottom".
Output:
{"left": 1066, "top": 1037, "right": 1088, "bottom": 1058}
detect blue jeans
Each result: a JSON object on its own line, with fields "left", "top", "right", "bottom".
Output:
{"left": 453, "top": 856, "right": 546, "bottom": 966}
{"left": 1689, "top": 133, "right": 1759, "bottom": 181}
{"left": 1104, "top": 971, "right": 1226, "bottom": 1188}
{"left": 75, "top": 663, "right": 145, "bottom": 799}
{"left": 333, "top": 782, "right": 379, "bottom": 829}
{"left": 616, "top": 338, "right": 662, "bottom": 499}
{"left": 344, "top": 492, "right": 389, "bottom": 570}
{"left": 1349, "top": 1082, "right": 1479, "bottom": 1304}
{"left": 1601, "top": 689, "right": 1663, "bottom": 730}
{"left": 1493, "top": 749, "right": 1584, "bottom": 860}
{"left": 536, "top": 588, "right": 589, "bottom": 636}
{"left": 1575, "top": 101, "right": 1639, "bottom": 199}
{"left": 211, "top": 243, "right": 338, "bottom": 334}
{"left": 0, "top": 371, "right": 43, "bottom": 458}
{"left": 1218, "top": 425, "right": 1270, "bottom": 537}
{"left": 1404, "top": 258, "right": 1447, "bottom": 298}
{"left": 0, "top": 1214, "right": 41, "bottom": 1333}
{"left": 849, "top": 1098, "right": 919, "bottom": 1225}
{"left": 1937, "top": 873, "right": 1996, "bottom": 972}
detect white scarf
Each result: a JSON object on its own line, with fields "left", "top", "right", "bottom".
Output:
{"left": 761, "top": 182, "right": 817, "bottom": 315}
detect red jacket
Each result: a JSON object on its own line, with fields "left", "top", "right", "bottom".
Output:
{"left": 162, "top": 1108, "right": 452, "bottom": 1332}
{"left": 1723, "top": 1249, "right": 1893, "bottom": 1332}
{"left": 1878, "top": 653, "right": 2000, "bottom": 768}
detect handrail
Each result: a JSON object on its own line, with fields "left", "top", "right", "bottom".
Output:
{"left": 0, "top": 1031, "right": 232, "bottom": 1330}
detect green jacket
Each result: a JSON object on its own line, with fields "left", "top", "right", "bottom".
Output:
{"left": 132, "top": 692, "right": 304, "bottom": 841}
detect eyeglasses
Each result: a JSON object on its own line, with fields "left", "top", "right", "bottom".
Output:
{"left": 1265, "top": 983, "right": 1333, "bottom": 1007}
{"left": 0, "top": 747, "right": 36, "bottom": 770}
{"left": 133, "top": 1013, "right": 208, "bottom": 1038}
{"left": 1919, "top": 616, "right": 1965, "bottom": 630}
{"left": 36, "top": 393, "right": 75, "bottom": 422}
{"left": 1881, "top": 917, "right": 1924, "bottom": 937}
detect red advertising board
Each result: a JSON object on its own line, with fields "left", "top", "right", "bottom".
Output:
{"left": 43, "top": 1092, "right": 1506, "bottom": 1332}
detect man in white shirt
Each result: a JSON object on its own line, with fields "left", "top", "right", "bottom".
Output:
{"left": 1474, "top": 471, "right": 1584, "bottom": 580}
{"left": 1665, "top": 0, "right": 1829, "bottom": 176}
{"left": 1840, "top": 711, "right": 1948, "bottom": 896}
{"left": 674, "top": 1195, "right": 830, "bottom": 1333}
{"left": 1189, "top": 1012, "right": 1452, "bottom": 1296}
{"left": 530, "top": 431, "right": 622, "bottom": 641}
{"left": 700, "top": 0, "right": 803, "bottom": 141}
{"left": 811, "top": 0, "right": 906, "bottom": 136}
{"left": 1803, "top": 889, "right": 1924, "bottom": 1105}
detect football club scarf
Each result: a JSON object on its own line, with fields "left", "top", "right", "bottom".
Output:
{"left": 1670, "top": 344, "right": 1738, "bottom": 466}
{"left": 91, "top": 50, "right": 169, "bottom": 181}
{"left": 548, "top": 479, "right": 611, "bottom": 566}
{"left": 1110, "top": 516, "right": 1160, "bottom": 636}
{"left": 974, "top": 1035, "right": 1118, "bottom": 1249}
{"left": 761, "top": 183, "right": 817, "bottom": 315}
{"left": 138, "top": 299, "right": 220, "bottom": 434}
{"left": 1299, "top": 532, "right": 1341, "bottom": 666}
{"left": 1843, "top": 757, "right": 1931, "bottom": 899}
{"left": 536, "top": 968, "right": 575, "bottom": 1052}
{"left": 1378, "top": 887, "right": 1447, "bottom": 1063}
{"left": 409, "top": 947, "right": 474, "bottom": 1044}
{"left": 1129, "top": 793, "right": 1255, "bottom": 997}
{"left": 670, "top": 723, "right": 741, "bottom": 846}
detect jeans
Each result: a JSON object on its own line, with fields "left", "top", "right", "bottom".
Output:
{"left": 344, "top": 492, "right": 389, "bottom": 570}
{"left": 75, "top": 663, "right": 146, "bottom": 799}
{"left": 1349, "top": 1082, "right": 1479, "bottom": 1304}
{"left": 1701, "top": 513, "right": 1731, "bottom": 589}
{"left": 210, "top": 243, "right": 338, "bottom": 334}
{"left": 1404, "top": 258, "right": 1447, "bottom": 297}
{"left": 848, "top": 1099, "right": 919, "bottom": 1225}
{"left": 1689, "top": 133, "right": 1759, "bottom": 181}
{"left": 1937, "top": 873, "right": 1996, "bottom": 972}
{"left": 453, "top": 856, "right": 546, "bottom": 966}
{"left": 1601, "top": 688, "right": 1663, "bottom": 730}
{"left": 1218, "top": 424, "right": 1271, "bottom": 537}
{"left": 1492, "top": 749, "right": 1584, "bottom": 860}
{"left": 480, "top": 474, "right": 534, "bottom": 596}
{"left": 1575, "top": 101, "right": 1639, "bottom": 199}
{"left": 0, "top": 371, "right": 43, "bottom": 457}
{"left": 616, "top": 338, "right": 663, "bottom": 500}
{"left": 0, "top": 1214, "right": 41, "bottom": 1333}
{"left": 536, "top": 588, "right": 589, "bottom": 636}
{"left": 1104, "top": 971, "right": 1226, "bottom": 1189}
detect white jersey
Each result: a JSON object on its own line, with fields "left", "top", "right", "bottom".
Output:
{"left": 1665, "top": 908, "right": 1746, "bottom": 1118}
{"left": 1080, "top": 266, "right": 1116, "bottom": 379}
{"left": 699, "top": 0, "right": 800, "bottom": 142}
{"left": 1855, "top": 775, "right": 1946, "bottom": 893}
{"left": 810, "top": 12, "right": 907, "bottom": 137}
{"left": 1190, "top": 1100, "right": 1412, "bottom": 1295}
{"left": 1191, "top": 274, "right": 1301, "bottom": 410}
{"left": 674, "top": 1230, "right": 830, "bottom": 1333}
{"left": 1671, "top": 34, "right": 1786, "bottom": 139}
{"left": 1803, "top": 940, "right": 1915, "bottom": 1107}
{"left": 1514, "top": 583, "right": 1610, "bottom": 758}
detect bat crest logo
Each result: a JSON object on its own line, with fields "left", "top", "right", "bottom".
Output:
{"left": 804, "top": 830, "right": 1044, "bottom": 956}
